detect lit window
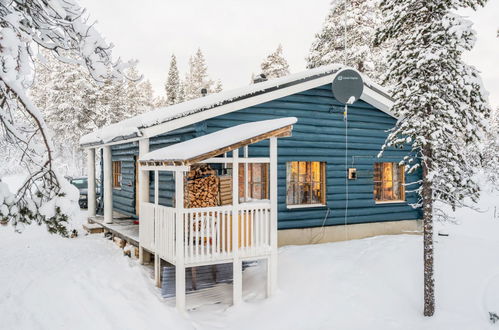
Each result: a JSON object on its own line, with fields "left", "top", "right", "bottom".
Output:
{"left": 286, "top": 161, "right": 326, "bottom": 206}
{"left": 239, "top": 163, "right": 269, "bottom": 201}
{"left": 373, "top": 162, "right": 405, "bottom": 202}
{"left": 112, "top": 161, "right": 122, "bottom": 189}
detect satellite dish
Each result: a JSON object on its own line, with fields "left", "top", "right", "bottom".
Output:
{"left": 332, "top": 69, "right": 364, "bottom": 105}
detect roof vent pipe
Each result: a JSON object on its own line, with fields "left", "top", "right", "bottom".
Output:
{"left": 253, "top": 73, "right": 267, "bottom": 84}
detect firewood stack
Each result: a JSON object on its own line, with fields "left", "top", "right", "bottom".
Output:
{"left": 185, "top": 165, "right": 220, "bottom": 208}
{"left": 218, "top": 176, "right": 232, "bottom": 206}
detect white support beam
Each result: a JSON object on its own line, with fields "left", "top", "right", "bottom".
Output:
{"left": 87, "top": 148, "right": 96, "bottom": 217}
{"left": 154, "top": 170, "right": 160, "bottom": 287}
{"left": 244, "top": 146, "right": 249, "bottom": 202}
{"left": 138, "top": 139, "right": 150, "bottom": 204}
{"left": 199, "top": 157, "right": 270, "bottom": 164}
{"left": 175, "top": 170, "right": 186, "bottom": 311}
{"left": 268, "top": 137, "right": 278, "bottom": 297}
{"left": 138, "top": 139, "right": 150, "bottom": 265}
{"left": 103, "top": 146, "right": 113, "bottom": 224}
{"left": 140, "top": 165, "right": 190, "bottom": 172}
{"left": 232, "top": 148, "right": 242, "bottom": 306}
{"left": 154, "top": 170, "right": 159, "bottom": 205}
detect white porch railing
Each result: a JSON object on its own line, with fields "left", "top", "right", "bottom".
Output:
{"left": 139, "top": 202, "right": 155, "bottom": 252}
{"left": 140, "top": 202, "right": 272, "bottom": 266}
{"left": 155, "top": 205, "right": 176, "bottom": 263}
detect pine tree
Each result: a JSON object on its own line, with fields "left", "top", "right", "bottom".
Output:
{"left": 31, "top": 53, "right": 153, "bottom": 176}
{"left": 260, "top": 44, "right": 290, "bottom": 79}
{"left": 375, "top": 0, "right": 489, "bottom": 316}
{"left": 483, "top": 108, "right": 499, "bottom": 186}
{"left": 124, "top": 64, "right": 154, "bottom": 115}
{"left": 184, "top": 48, "right": 219, "bottom": 100}
{"left": 165, "top": 54, "right": 182, "bottom": 105}
{"left": 307, "top": 0, "right": 387, "bottom": 80}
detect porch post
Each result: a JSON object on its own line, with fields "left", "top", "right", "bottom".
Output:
{"left": 244, "top": 146, "right": 249, "bottom": 201}
{"left": 138, "top": 139, "right": 150, "bottom": 204}
{"left": 103, "top": 145, "right": 113, "bottom": 224}
{"left": 87, "top": 148, "right": 96, "bottom": 218}
{"left": 268, "top": 137, "right": 278, "bottom": 296}
{"left": 174, "top": 169, "right": 186, "bottom": 311}
{"left": 232, "top": 148, "right": 242, "bottom": 305}
{"left": 154, "top": 170, "right": 161, "bottom": 287}
{"left": 138, "top": 138, "right": 150, "bottom": 265}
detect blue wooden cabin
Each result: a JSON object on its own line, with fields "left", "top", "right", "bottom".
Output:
{"left": 81, "top": 65, "right": 422, "bottom": 245}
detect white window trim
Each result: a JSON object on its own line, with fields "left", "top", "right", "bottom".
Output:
{"left": 375, "top": 200, "right": 406, "bottom": 205}
{"left": 286, "top": 203, "right": 326, "bottom": 209}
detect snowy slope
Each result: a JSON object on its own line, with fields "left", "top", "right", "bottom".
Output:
{"left": 0, "top": 212, "right": 193, "bottom": 330}
{"left": 1, "top": 179, "right": 499, "bottom": 329}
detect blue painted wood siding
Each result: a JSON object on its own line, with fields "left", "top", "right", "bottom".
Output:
{"left": 107, "top": 83, "right": 422, "bottom": 229}
{"left": 111, "top": 142, "right": 138, "bottom": 216}
{"left": 148, "top": 124, "right": 203, "bottom": 207}
{"left": 203, "top": 83, "right": 422, "bottom": 230}
{"left": 109, "top": 124, "right": 204, "bottom": 216}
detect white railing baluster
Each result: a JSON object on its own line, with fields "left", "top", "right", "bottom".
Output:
{"left": 196, "top": 212, "right": 200, "bottom": 260}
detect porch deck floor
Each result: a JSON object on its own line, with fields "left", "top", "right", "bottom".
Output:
{"left": 88, "top": 216, "right": 139, "bottom": 246}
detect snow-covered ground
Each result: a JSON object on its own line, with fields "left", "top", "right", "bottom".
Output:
{"left": 1, "top": 178, "right": 499, "bottom": 329}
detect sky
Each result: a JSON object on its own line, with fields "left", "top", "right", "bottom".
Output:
{"left": 80, "top": 0, "right": 499, "bottom": 107}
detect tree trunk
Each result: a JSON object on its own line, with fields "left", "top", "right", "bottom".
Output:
{"left": 422, "top": 144, "right": 435, "bottom": 316}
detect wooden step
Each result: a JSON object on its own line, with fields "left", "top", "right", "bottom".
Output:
{"left": 83, "top": 223, "right": 104, "bottom": 234}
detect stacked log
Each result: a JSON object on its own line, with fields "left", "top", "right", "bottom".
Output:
{"left": 185, "top": 165, "right": 220, "bottom": 208}
{"left": 219, "top": 176, "right": 232, "bottom": 206}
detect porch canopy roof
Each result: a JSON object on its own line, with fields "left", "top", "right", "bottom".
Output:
{"left": 139, "top": 117, "right": 297, "bottom": 166}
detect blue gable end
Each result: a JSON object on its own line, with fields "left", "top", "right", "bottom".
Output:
{"left": 203, "top": 83, "right": 422, "bottom": 230}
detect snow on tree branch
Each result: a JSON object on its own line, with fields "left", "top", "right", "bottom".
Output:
{"left": 0, "top": 0, "right": 133, "bottom": 235}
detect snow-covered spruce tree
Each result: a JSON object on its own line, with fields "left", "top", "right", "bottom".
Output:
{"left": 260, "top": 44, "right": 290, "bottom": 79}
{"left": 374, "top": 0, "right": 489, "bottom": 316}
{"left": 184, "top": 48, "right": 220, "bottom": 100}
{"left": 307, "top": 0, "right": 387, "bottom": 81}
{"left": 123, "top": 64, "right": 154, "bottom": 115}
{"left": 31, "top": 51, "right": 98, "bottom": 175}
{"left": 483, "top": 108, "right": 499, "bottom": 186}
{"left": 0, "top": 0, "right": 129, "bottom": 235}
{"left": 31, "top": 56, "right": 152, "bottom": 176}
{"left": 165, "top": 54, "right": 183, "bottom": 105}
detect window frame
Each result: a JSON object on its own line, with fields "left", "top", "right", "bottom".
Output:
{"left": 286, "top": 161, "right": 326, "bottom": 208}
{"left": 112, "top": 161, "right": 122, "bottom": 189}
{"left": 373, "top": 162, "right": 406, "bottom": 203}
{"left": 238, "top": 163, "right": 269, "bottom": 202}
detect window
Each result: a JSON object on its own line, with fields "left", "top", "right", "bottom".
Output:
{"left": 286, "top": 161, "right": 326, "bottom": 207}
{"left": 112, "top": 161, "right": 122, "bottom": 189}
{"left": 373, "top": 162, "right": 405, "bottom": 202}
{"left": 239, "top": 163, "right": 269, "bottom": 201}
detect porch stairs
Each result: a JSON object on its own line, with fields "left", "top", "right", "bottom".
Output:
{"left": 161, "top": 262, "right": 255, "bottom": 298}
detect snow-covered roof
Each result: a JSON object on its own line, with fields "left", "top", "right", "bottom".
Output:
{"left": 80, "top": 64, "right": 394, "bottom": 147}
{"left": 139, "top": 117, "right": 297, "bottom": 164}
